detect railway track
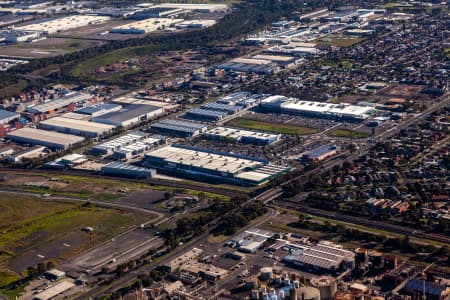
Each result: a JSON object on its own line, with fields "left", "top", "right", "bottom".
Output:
{"left": 275, "top": 199, "right": 450, "bottom": 244}
{"left": 0, "top": 168, "right": 239, "bottom": 197}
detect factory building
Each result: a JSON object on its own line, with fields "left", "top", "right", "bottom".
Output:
{"left": 200, "top": 102, "right": 241, "bottom": 115}
{"left": 111, "top": 18, "right": 183, "bottom": 34}
{"left": 179, "top": 261, "right": 228, "bottom": 283}
{"left": 14, "top": 15, "right": 110, "bottom": 34}
{"left": 302, "top": 145, "right": 340, "bottom": 162}
{"left": 92, "top": 103, "right": 164, "bottom": 128}
{"left": 101, "top": 162, "right": 155, "bottom": 179}
{"left": 112, "top": 136, "right": 164, "bottom": 160}
{"left": 7, "top": 128, "right": 85, "bottom": 150}
{"left": 44, "top": 154, "right": 87, "bottom": 169}
{"left": 151, "top": 3, "right": 228, "bottom": 13}
{"left": 132, "top": 7, "right": 185, "bottom": 19}
{"left": 204, "top": 126, "right": 281, "bottom": 145}
{"left": 163, "top": 248, "right": 203, "bottom": 272}
{"left": 175, "top": 19, "right": 216, "bottom": 29}
{"left": 1, "top": 29, "right": 41, "bottom": 43}
{"left": 216, "top": 91, "right": 252, "bottom": 106}
{"left": 33, "top": 280, "right": 75, "bottom": 300}
{"left": 39, "top": 117, "right": 116, "bottom": 138}
{"left": 90, "top": 131, "right": 150, "bottom": 156}
{"left": 0, "top": 109, "right": 20, "bottom": 125}
{"left": 283, "top": 241, "right": 355, "bottom": 275}
{"left": 183, "top": 108, "right": 227, "bottom": 122}
{"left": 261, "top": 95, "right": 375, "bottom": 121}
{"left": 26, "top": 92, "right": 94, "bottom": 115}
{"left": 7, "top": 146, "right": 46, "bottom": 163}
{"left": 144, "top": 144, "right": 289, "bottom": 185}
{"left": 75, "top": 103, "right": 122, "bottom": 118}
{"left": 150, "top": 119, "right": 208, "bottom": 137}
{"left": 216, "top": 57, "right": 278, "bottom": 75}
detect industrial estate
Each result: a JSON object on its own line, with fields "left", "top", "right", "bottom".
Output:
{"left": 0, "top": 0, "right": 448, "bottom": 300}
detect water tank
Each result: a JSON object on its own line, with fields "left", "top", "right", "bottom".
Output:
{"left": 260, "top": 267, "right": 273, "bottom": 281}
{"left": 310, "top": 276, "right": 338, "bottom": 300}
{"left": 292, "top": 286, "right": 321, "bottom": 300}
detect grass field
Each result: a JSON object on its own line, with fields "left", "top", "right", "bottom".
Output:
{"left": 70, "top": 45, "right": 157, "bottom": 79}
{"left": 330, "top": 129, "right": 370, "bottom": 139}
{"left": 0, "top": 193, "right": 147, "bottom": 288}
{"left": 316, "top": 36, "right": 365, "bottom": 47}
{"left": 226, "top": 118, "right": 318, "bottom": 135}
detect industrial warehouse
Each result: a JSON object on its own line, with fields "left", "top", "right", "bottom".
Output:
{"left": 6, "top": 128, "right": 85, "bottom": 150}
{"left": 261, "top": 95, "right": 376, "bottom": 121}
{"left": 144, "top": 144, "right": 289, "bottom": 185}
{"left": 101, "top": 162, "right": 156, "bottom": 179}
{"left": 0, "top": 109, "right": 20, "bottom": 125}
{"left": 90, "top": 131, "right": 152, "bottom": 156}
{"left": 111, "top": 18, "right": 183, "bottom": 34}
{"left": 39, "top": 117, "right": 116, "bottom": 138}
{"left": 283, "top": 241, "right": 355, "bottom": 275}
{"left": 92, "top": 103, "right": 165, "bottom": 128}
{"left": 26, "top": 92, "right": 94, "bottom": 115}
{"left": 150, "top": 119, "right": 208, "bottom": 137}
{"left": 204, "top": 126, "right": 281, "bottom": 145}
{"left": 14, "top": 15, "right": 110, "bottom": 34}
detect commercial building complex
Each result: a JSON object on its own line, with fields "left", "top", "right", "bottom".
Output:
{"left": 144, "top": 144, "right": 289, "bottom": 185}
{"left": 261, "top": 95, "right": 375, "bottom": 121}
{"left": 90, "top": 131, "right": 150, "bottom": 156}
{"left": 150, "top": 119, "right": 208, "bottom": 137}
{"left": 39, "top": 117, "right": 116, "bottom": 138}
{"left": 204, "top": 126, "right": 281, "bottom": 145}
{"left": 92, "top": 103, "right": 164, "bottom": 128}
{"left": 302, "top": 144, "right": 340, "bottom": 162}
{"left": 112, "top": 136, "right": 164, "bottom": 160}
{"left": 7, "top": 128, "right": 85, "bottom": 150}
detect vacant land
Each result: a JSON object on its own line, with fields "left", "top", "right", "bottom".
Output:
{"left": 226, "top": 118, "right": 318, "bottom": 135}
{"left": 330, "top": 129, "right": 370, "bottom": 138}
{"left": 0, "top": 193, "right": 147, "bottom": 288}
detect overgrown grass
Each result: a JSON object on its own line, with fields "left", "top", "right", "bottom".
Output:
{"left": 226, "top": 118, "right": 318, "bottom": 135}
{"left": 0, "top": 193, "right": 148, "bottom": 289}
{"left": 316, "top": 36, "right": 365, "bottom": 47}
{"left": 330, "top": 129, "right": 370, "bottom": 139}
{"left": 70, "top": 45, "right": 157, "bottom": 79}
